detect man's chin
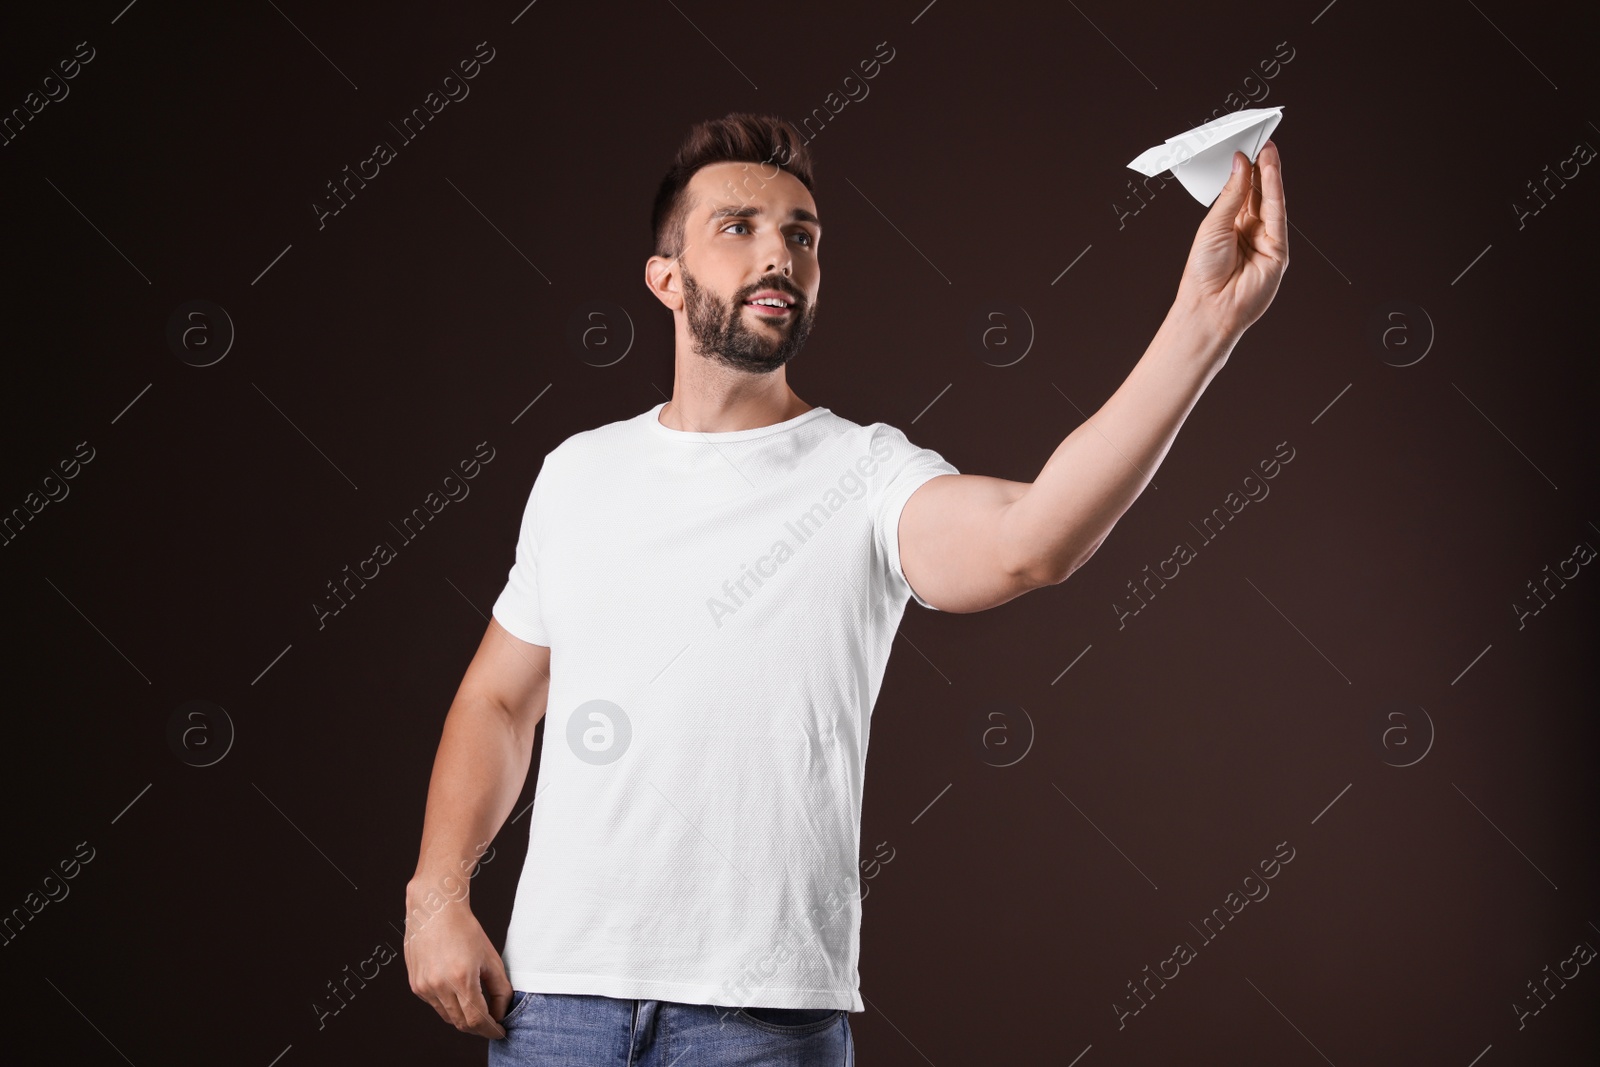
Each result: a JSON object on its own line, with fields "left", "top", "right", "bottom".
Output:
{"left": 715, "top": 353, "right": 790, "bottom": 374}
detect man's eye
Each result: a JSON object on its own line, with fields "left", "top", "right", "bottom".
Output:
{"left": 721, "top": 222, "right": 813, "bottom": 248}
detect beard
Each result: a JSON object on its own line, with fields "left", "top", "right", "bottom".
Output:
{"left": 681, "top": 266, "right": 817, "bottom": 375}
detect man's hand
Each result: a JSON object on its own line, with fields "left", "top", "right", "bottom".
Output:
{"left": 1175, "top": 141, "right": 1288, "bottom": 343}
{"left": 403, "top": 885, "right": 513, "bottom": 1039}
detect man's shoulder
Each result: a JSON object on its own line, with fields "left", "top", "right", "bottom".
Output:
{"left": 812, "top": 405, "right": 921, "bottom": 443}
{"left": 544, "top": 407, "right": 652, "bottom": 462}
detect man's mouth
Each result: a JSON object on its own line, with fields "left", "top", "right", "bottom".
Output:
{"left": 744, "top": 295, "right": 795, "bottom": 317}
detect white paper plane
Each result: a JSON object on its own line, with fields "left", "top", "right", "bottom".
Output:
{"left": 1127, "top": 106, "right": 1284, "bottom": 206}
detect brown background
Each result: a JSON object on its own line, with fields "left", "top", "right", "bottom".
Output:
{"left": 2, "top": 0, "right": 1596, "bottom": 1063}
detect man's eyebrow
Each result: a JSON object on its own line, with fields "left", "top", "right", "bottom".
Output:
{"left": 707, "top": 204, "right": 821, "bottom": 228}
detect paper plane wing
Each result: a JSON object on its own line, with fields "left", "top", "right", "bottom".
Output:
{"left": 1127, "top": 106, "right": 1283, "bottom": 206}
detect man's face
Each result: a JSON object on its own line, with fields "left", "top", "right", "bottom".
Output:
{"left": 670, "top": 161, "right": 821, "bottom": 375}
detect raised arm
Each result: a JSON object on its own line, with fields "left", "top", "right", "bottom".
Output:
{"left": 900, "top": 143, "right": 1288, "bottom": 612}
{"left": 404, "top": 618, "right": 550, "bottom": 1039}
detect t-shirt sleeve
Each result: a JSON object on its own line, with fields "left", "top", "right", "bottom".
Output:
{"left": 491, "top": 462, "right": 552, "bottom": 646}
{"left": 869, "top": 423, "right": 960, "bottom": 611}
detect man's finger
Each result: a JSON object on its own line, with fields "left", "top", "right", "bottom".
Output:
{"left": 1257, "top": 141, "right": 1288, "bottom": 251}
{"left": 423, "top": 990, "right": 466, "bottom": 1032}
{"left": 1205, "top": 151, "right": 1251, "bottom": 224}
{"left": 451, "top": 980, "right": 506, "bottom": 1040}
{"left": 481, "top": 959, "right": 514, "bottom": 1027}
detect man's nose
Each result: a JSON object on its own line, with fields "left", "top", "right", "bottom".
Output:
{"left": 763, "top": 236, "right": 792, "bottom": 276}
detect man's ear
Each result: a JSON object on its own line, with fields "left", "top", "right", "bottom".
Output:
{"left": 645, "top": 255, "right": 684, "bottom": 311}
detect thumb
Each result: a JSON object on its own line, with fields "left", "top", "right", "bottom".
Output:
{"left": 1204, "top": 151, "right": 1250, "bottom": 219}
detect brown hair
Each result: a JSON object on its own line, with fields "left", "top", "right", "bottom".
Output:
{"left": 651, "top": 112, "right": 816, "bottom": 259}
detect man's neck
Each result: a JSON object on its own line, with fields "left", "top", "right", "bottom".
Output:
{"left": 658, "top": 382, "right": 812, "bottom": 433}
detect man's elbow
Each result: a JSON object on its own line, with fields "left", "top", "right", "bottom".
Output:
{"left": 1033, "top": 536, "right": 1107, "bottom": 588}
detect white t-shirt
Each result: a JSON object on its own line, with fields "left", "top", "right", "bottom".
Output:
{"left": 490, "top": 400, "right": 959, "bottom": 1012}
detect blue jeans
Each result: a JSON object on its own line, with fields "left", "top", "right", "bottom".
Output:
{"left": 488, "top": 990, "right": 854, "bottom": 1066}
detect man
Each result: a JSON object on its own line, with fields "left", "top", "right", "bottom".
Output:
{"left": 405, "top": 112, "right": 1287, "bottom": 1064}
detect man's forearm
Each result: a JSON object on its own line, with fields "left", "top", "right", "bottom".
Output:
{"left": 1007, "top": 296, "right": 1237, "bottom": 584}
{"left": 409, "top": 693, "right": 531, "bottom": 896}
